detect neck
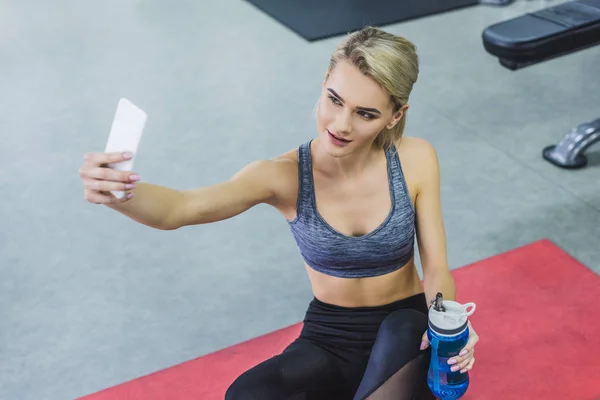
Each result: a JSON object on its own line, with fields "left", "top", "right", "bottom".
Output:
{"left": 312, "top": 139, "right": 382, "bottom": 179}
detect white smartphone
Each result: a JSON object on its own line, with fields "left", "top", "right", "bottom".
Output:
{"left": 104, "top": 98, "right": 148, "bottom": 199}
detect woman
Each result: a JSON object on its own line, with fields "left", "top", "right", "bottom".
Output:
{"left": 79, "top": 26, "right": 479, "bottom": 399}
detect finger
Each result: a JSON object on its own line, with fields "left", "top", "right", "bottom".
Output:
{"left": 451, "top": 354, "right": 473, "bottom": 372}
{"left": 83, "top": 151, "right": 132, "bottom": 166}
{"left": 449, "top": 348, "right": 474, "bottom": 365}
{"left": 457, "top": 344, "right": 475, "bottom": 358}
{"left": 459, "top": 346, "right": 474, "bottom": 358}
{"left": 420, "top": 332, "right": 429, "bottom": 350}
{"left": 460, "top": 357, "right": 475, "bottom": 374}
{"left": 82, "top": 178, "right": 137, "bottom": 193}
{"left": 458, "top": 355, "right": 472, "bottom": 370}
{"left": 80, "top": 166, "right": 140, "bottom": 183}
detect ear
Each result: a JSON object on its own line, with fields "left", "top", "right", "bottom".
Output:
{"left": 386, "top": 104, "right": 409, "bottom": 130}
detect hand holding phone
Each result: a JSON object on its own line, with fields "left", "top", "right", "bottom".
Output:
{"left": 79, "top": 99, "right": 147, "bottom": 204}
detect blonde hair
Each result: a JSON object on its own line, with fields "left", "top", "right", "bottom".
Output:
{"left": 326, "top": 26, "right": 419, "bottom": 149}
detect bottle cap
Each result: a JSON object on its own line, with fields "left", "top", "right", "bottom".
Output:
{"left": 429, "top": 294, "right": 476, "bottom": 335}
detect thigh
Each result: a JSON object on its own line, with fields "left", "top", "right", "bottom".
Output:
{"left": 226, "top": 339, "right": 351, "bottom": 400}
{"left": 353, "top": 309, "right": 433, "bottom": 400}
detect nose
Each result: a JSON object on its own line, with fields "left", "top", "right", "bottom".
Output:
{"left": 333, "top": 109, "right": 352, "bottom": 135}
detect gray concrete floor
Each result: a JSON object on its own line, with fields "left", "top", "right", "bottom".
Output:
{"left": 1, "top": 1, "right": 599, "bottom": 399}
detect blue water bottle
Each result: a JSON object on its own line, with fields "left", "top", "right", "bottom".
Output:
{"left": 427, "top": 293, "right": 476, "bottom": 400}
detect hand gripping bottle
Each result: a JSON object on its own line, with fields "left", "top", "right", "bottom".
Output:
{"left": 427, "top": 293, "right": 476, "bottom": 400}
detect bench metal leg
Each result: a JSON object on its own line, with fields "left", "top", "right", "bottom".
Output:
{"left": 543, "top": 118, "right": 600, "bottom": 169}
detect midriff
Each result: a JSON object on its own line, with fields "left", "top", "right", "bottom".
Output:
{"left": 305, "top": 257, "right": 424, "bottom": 307}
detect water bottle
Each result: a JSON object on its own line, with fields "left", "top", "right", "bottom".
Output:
{"left": 427, "top": 293, "right": 476, "bottom": 400}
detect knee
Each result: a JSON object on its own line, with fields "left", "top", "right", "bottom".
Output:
{"left": 225, "top": 375, "right": 258, "bottom": 400}
{"left": 372, "top": 310, "right": 429, "bottom": 363}
{"left": 225, "top": 360, "right": 282, "bottom": 400}
{"left": 224, "top": 375, "right": 252, "bottom": 400}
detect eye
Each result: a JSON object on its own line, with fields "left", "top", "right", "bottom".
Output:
{"left": 358, "top": 111, "right": 375, "bottom": 121}
{"left": 328, "top": 95, "right": 342, "bottom": 106}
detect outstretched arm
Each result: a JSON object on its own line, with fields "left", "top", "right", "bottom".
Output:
{"left": 84, "top": 155, "right": 283, "bottom": 230}
{"left": 173, "top": 160, "right": 281, "bottom": 228}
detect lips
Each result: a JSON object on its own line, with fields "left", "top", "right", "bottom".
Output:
{"left": 328, "top": 129, "right": 352, "bottom": 142}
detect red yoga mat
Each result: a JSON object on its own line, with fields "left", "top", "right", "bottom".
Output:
{"left": 79, "top": 239, "right": 600, "bottom": 400}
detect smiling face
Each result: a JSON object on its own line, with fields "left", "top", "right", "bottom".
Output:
{"left": 316, "top": 59, "right": 406, "bottom": 157}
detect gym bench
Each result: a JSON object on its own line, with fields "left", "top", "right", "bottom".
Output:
{"left": 482, "top": 0, "right": 600, "bottom": 169}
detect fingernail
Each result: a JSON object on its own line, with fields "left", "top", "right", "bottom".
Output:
{"left": 420, "top": 342, "right": 427, "bottom": 350}
{"left": 448, "top": 359, "right": 457, "bottom": 365}
{"left": 460, "top": 369, "right": 467, "bottom": 374}
{"left": 130, "top": 175, "right": 141, "bottom": 181}
{"left": 451, "top": 366, "right": 459, "bottom": 372}
{"left": 459, "top": 350, "right": 468, "bottom": 356}
{"left": 127, "top": 192, "right": 134, "bottom": 199}
{"left": 123, "top": 152, "right": 133, "bottom": 159}
{"left": 125, "top": 184, "right": 135, "bottom": 189}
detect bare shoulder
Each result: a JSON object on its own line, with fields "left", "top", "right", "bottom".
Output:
{"left": 269, "top": 148, "right": 300, "bottom": 210}
{"left": 262, "top": 148, "right": 298, "bottom": 185}
{"left": 238, "top": 149, "right": 297, "bottom": 182}
{"left": 395, "top": 136, "right": 440, "bottom": 194}
{"left": 236, "top": 148, "right": 299, "bottom": 214}
{"left": 271, "top": 147, "right": 299, "bottom": 167}
{"left": 396, "top": 136, "right": 437, "bottom": 159}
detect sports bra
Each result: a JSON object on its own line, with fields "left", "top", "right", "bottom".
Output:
{"left": 287, "top": 140, "right": 416, "bottom": 278}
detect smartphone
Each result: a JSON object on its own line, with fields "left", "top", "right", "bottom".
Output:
{"left": 104, "top": 98, "right": 148, "bottom": 198}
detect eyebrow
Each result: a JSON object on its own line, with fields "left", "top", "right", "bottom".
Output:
{"left": 327, "top": 88, "right": 382, "bottom": 115}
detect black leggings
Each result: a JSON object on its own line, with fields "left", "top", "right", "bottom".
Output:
{"left": 225, "top": 293, "right": 436, "bottom": 400}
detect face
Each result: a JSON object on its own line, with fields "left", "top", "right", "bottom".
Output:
{"left": 316, "top": 59, "right": 407, "bottom": 157}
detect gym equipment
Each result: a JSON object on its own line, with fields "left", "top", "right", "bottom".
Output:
{"left": 244, "top": 0, "right": 511, "bottom": 42}
{"left": 543, "top": 118, "right": 600, "bottom": 169}
{"left": 482, "top": 0, "right": 600, "bottom": 169}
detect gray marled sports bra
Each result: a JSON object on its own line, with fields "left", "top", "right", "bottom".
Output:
{"left": 288, "top": 140, "right": 416, "bottom": 278}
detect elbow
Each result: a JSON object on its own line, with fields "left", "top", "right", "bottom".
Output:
{"left": 157, "top": 215, "right": 183, "bottom": 230}
{"left": 158, "top": 192, "right": 187, "bottom": 230}
{"left": 137, "top": 219, "right": 180, "bottom": 231}
{"left": 156, "top": 223, "right": 180, "bottom": 231}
